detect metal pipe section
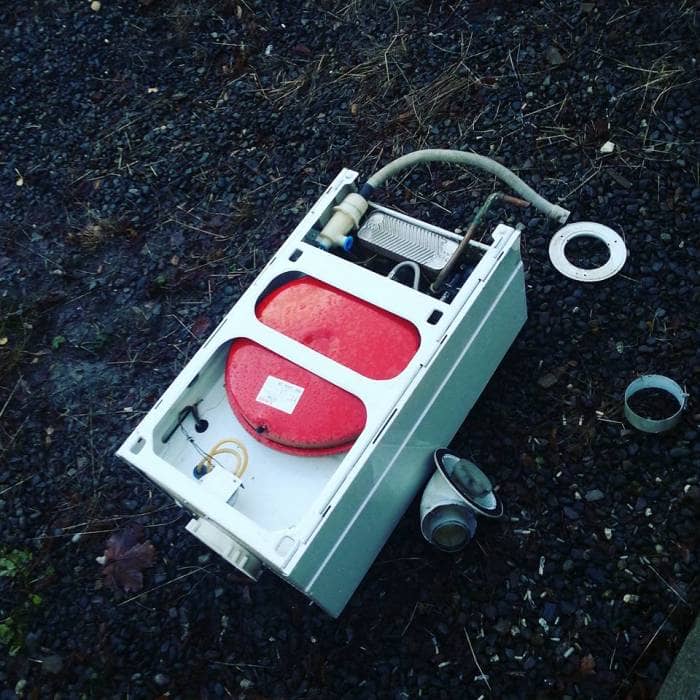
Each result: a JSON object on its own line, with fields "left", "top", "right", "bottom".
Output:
{"left": 430, "top": 192, "right": 530, "bottom": 294}
{"left": 365, "top": 149, "right": 570, "bottom": 224}
{"left": 387, "top": 260, "right": 421, "bottom": 290}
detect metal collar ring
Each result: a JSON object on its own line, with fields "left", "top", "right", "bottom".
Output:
{"left": 624, "top": 374, "right": 688, "bottom": 433}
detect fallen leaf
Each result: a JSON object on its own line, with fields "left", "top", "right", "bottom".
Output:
{"left": 190, "top": 315, "right": 211, "bottom": 337}
{"left": 101, "top": 524, "right": 155, "bottom": 594}
{"left": 579, "top": 653, "right": 596, "bottom": 675}
{"left": 292, "top": 44, "right": 313, "bottom": 57}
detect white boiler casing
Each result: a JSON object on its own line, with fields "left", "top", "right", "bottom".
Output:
{"left": 116, "top": 169, "right": 527, "bottom": 616}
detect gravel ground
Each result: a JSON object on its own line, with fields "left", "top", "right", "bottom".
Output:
{"left": 1, "top": 1, "right": 699, "bottom": 698}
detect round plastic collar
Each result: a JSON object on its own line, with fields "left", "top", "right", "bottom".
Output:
{"left": 548, "top": 222, "right": 627, "bottom": 282}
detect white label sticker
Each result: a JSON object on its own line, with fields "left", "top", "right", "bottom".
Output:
{"left": 255, "top": 375, "right": 304, "bottom": 414}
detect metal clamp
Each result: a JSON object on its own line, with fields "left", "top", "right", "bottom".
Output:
{"left": 624, "top": 375, "right": 688, "bottom": 433}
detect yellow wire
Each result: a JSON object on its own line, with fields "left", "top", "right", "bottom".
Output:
{"left": 211, "top": 439, "right": 249, "bottom": 477}
{"left": 196, "top": 438, "right": 249, "bottom": 478}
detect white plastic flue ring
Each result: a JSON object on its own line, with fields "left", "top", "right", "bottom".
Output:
{"left": 548, "top": 222, "right": 627, "bottom": 282}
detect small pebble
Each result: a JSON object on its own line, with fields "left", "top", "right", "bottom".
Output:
{"left": 538, "top": 373, "right": 558, "bottom": 389}
{"left": 154, "top": 673, "right": 169, "bottom": 687}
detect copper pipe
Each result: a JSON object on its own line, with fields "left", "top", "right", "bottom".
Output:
{"left": 430, "top": 192, "right": 530, "bottom": 294}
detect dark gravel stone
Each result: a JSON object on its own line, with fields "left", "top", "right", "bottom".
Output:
{"left": 41, "top": 656, "right": 63, "bottom": 675}
{"left": 543, "top": 602, "right": 558, "bottom": 622}
{"left": 670, "top": 447, "right": 690, "bottom": 458}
